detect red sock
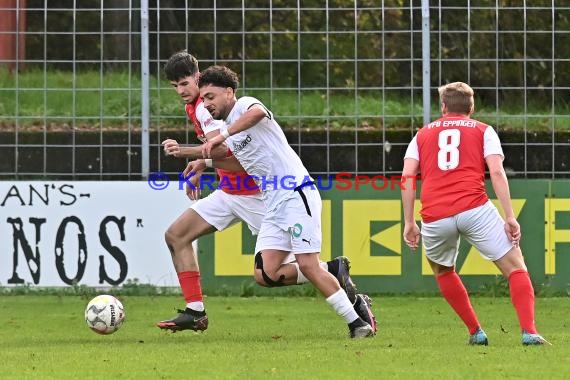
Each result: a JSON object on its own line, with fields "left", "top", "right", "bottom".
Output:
{"left": 177, "top": 271, "right": 203, "bottom": 303}
{"left": 508, "top": 269, "right": 537, "bottom": 334}
{"left": 436, "top": 271, "right": 481, "bottom": 335}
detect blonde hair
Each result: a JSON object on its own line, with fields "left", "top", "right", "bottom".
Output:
{"left": 438, "top": 82, "right": 474, "bottom": 115}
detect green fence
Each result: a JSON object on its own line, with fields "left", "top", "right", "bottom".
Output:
{"left": 196, "top": 180, "right": 570, "bottom": 294}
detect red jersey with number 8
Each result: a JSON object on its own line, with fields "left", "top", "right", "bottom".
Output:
{"left": 415, "top": 114, "right": 492, "bottom": 222}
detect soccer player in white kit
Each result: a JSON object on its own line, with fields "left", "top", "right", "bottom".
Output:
{"left": 197, "top": 65, "right": 374, "bottom": 338}
{"left": 401, "top": 82, "right": 549, "bottom": 345}
{"left": 157, "top": 51, "right": 264, "bottom": 332}
{"left": 157, "top": 52, "right": 374, "bottom": 334}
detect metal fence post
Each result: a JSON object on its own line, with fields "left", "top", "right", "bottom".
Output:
{"left": 140, "top": 0, "right": 150, "bottom": 178}
{"left": 421, "top": 0, "right": 431, "bottom": 126}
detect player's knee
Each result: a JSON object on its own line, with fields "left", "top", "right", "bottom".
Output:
{"left": 164, "top": 226, "right": 176, "bottom": 246}
{"left": 164, "top": 221, "right": 186, "bottom": 247}
{"left": 254, "top": 253, "right": 285, "bottom": 287}
{"left": 165, "top": 218, "right": 199, "bottom": 247}
{"left": 295, "top": 260, "right": 319, "bottom": 280}
{"left": 253, "top": 269, "right": 269, "bottom": 287}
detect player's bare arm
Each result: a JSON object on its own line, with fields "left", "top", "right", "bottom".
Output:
{"left": 162, "top": 138, "right": 228, "bottom": 159}
{"left": 225, "top": 105, "right": 267, "bottom": 135}
{"left": 202, "top": 107, "right": 266, "bottom": 158}
{"left": 162, "top": 139, "right": 201, "bottom": 158}
{"left": 187, "top": 156, "right": 246, "bottom": 173}
{"left": 202, "top": 130, "right": 235, "bottom": 159}
{"left": 486, "top": 154, "right": 521, "bottom": 245}
{"left": 401, "top": 158, "right": 421, "bottom": 250}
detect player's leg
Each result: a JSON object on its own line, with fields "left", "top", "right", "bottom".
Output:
{"left": 288, "top": 188, "right": 372, "bottom": 338}
{"left": 158, "top": 191, "right": 237, "bottom": 332}
{"left": 252, "top": 251, "right": 357, "bottom": 298}
{"left": 252, "top": 251, "right": 372, "bottom": 332}
{"left": 158, "top": 207, "right": 215, "bottom": 331}
{"left": 253, "top": 249, "right": 300, "bottom": 286}
{"left": 302, "top": 256, "right": 358, "bottom": 303}
{"left": 270, "top": 254, "right": 366, "bottom": 326}
{"left": 252, "top": 246, "right": 370, "bottom": 335}
{"left": 494, "top": 248, "right": 549, "bottom": 344}
{"left": 423, "top": 216, "right": 486, "bottom": 345}
{"left": 232, "top": 201, "right": 352, "bottom": 290}
{"left": 460, "top": 201, "right": 549, "bottom": 345}
{"left": 225, "top": 193, "right": 311, "bottom": 287}
{"left": 494, "top": 248, "right": 535, "bottom": 333}
{"left": 294, "top": 252, "right": 372, "bottom": 338}
{"left": 165, "top": 208, "right": 214, "bottom": 273}
{"left": 230, "top": 193, "right": 358, "bottom": 296}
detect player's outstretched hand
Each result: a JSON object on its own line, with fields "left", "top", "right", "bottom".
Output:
{"left": 202, "top": 134, "right": 225, "bottom": 158}
{"left": 185, "top": 175, "right": 201, "bottom": 200}
{"left": 183, "top": 159, "right": 207, "bottom": 177}
{"left": 403, "top": 222, "right": 421, "bottom": 251}
{"left": 183, "top": 160, "right": 207, "bottom": 200}
{"left": 504, "top": 216, "right": 521, "bottom": 247}
{"left": 162, "top": 139, "right": 181, "bottom": 157}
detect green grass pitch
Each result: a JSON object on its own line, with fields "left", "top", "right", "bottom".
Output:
{"left": 0, "top": 295, "right": 567, "bottom": 379}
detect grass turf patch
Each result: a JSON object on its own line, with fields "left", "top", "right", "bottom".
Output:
{"left": 0, "top": 295, "right": 567, "bottom": 379}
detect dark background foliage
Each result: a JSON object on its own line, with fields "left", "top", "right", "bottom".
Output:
{"left": 21, "top": 0, "right": 570, "bottom": 109}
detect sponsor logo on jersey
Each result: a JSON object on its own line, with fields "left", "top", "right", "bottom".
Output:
{"left": 233, "top": 134, "right": 252, "bottom": 153}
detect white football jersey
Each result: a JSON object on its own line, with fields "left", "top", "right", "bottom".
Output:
{"left": 223, "top": 96, "right": 313, "bottom": 207}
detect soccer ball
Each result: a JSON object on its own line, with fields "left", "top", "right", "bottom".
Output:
{"left": 85, "top": 295, "right": 125, "bottom": 335}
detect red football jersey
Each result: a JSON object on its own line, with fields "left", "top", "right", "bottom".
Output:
{"left": 185, "top": 99, "right": 259, "bottom": 195}
{"left": 415, "top": 114, "right": 492, "bottom": 222}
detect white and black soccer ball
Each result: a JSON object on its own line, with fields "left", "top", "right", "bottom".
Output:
{"left": 85, "top": 295, "right": 125, "bottom": 335}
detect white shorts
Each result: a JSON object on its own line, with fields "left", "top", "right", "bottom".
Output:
{"left": 191, "top": 190, "right": 264, "bottom": 235}
{"left": 421, "top": 200, "right": 515, "bottom": 267}
{"left": 255, "top": 187, "right": 322, "bottom": 255}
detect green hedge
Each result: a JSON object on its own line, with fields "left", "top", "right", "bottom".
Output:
{"left": 18, "top": 1, "right": 569, "bottom": 110}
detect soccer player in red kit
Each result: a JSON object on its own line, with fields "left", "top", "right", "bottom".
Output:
{"left": 158, "top": 51, "right": 264, "bottom": 332}
{"left": 400, "top": 82, "right": 549, "bottom": 346}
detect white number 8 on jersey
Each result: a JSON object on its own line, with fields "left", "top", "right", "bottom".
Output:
{"left": 437, "top": 129, "right": 460, "bottom": 170}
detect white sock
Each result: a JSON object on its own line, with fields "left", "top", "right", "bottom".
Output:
{"left": 326, "top": 289, "right": 359, "bottom": 323}
{"left": 291, "top": 262, "right": 309, "bottom": 284}
{"left": 186, "top": 301, "right": 204, "bottom": 312}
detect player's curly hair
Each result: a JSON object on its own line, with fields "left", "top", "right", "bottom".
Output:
{"left": 198, "top": 65, "right": 239, "bottom": 91}
{"left": 164, "top": 50, "right": 199, "bottom": 81}
{"left": 438, "top": 82, "right": 474, "bottom": 115}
